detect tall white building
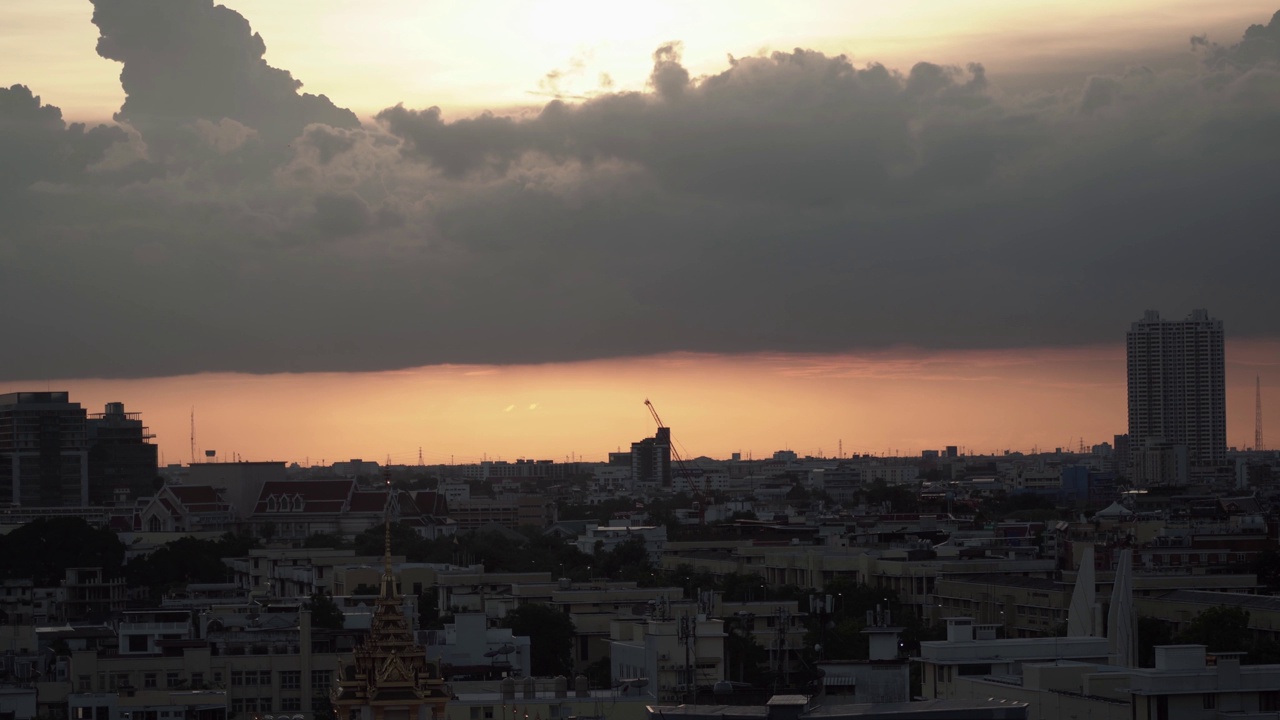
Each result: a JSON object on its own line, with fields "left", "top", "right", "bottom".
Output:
{"left": 1126, "top": 309, "right": 1226, "bottom": 482}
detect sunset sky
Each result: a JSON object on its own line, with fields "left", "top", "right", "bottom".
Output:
{"left": 2, "top": 1, "right": 1278, "bottom": 464}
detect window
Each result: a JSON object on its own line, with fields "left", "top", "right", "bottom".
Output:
{"left": 230, "top": 700, "right": 245, "bottom": 714}
{"left": 143, "top": 673, "right": 157, "bottom": 689}
{"left": 311, "top": 670, "right": 332, "bottom": 687}
{"left": 213, "top": 671, "right": 223, "bottom": 684}
{"left": 78, "top": 675, "right": 92, "bottom": 692}
{"left": 166, "top": 672, "right": 180, "bottom": 688}
{"left": 280, "top": 671, "right": 301, "bottom": 689}
{"left": 259, "top": 670, "right": 272, "bottom": 685}
{"left": 1203, "top": 694, "right": 1217, "bottom": 709}
{"left": 483, "top": 708, "right": 494, "bottom": 720}
{"left": 260, "top": 698, "right": 273, "bottom": 712}
{"left": 230, "top": 671, "right": 244, "bottom": 686}
{"left": 1261, "top": 691, "right": 1280, "bottom": 712}
{"left": 243, "top": 699, "right": 258, "bottom": 713}
{"left": 191, "top": 672, "right": 203, "bottom": 688}
{"left": 280, "top": 698, "right": 301, "bottom": 712}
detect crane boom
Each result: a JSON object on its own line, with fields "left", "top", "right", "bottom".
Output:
{"left": 642, "top": 399, "right": 704, "bottom": 513}
{"left": 644, "top": 399, "right": 665, "bottom": 429}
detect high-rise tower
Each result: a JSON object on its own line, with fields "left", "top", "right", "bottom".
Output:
{"left": 1126, "top": 309, "right": 1226, "bottom": 483}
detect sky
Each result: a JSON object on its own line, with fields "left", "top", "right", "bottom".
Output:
{"left": 2, "top": 1, "right": 1278, "bottom": 463}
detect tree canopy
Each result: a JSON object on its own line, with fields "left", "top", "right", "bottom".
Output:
{"left": 0, "top": 517, "right": 126, "bottom": 585}
{"left": 501, "top": 603, "right": 575, "bottom": 676}
{"left": 307, "top": 591, "right": 346, "bottom": 630}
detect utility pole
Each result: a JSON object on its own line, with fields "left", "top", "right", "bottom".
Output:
{"left": 678, "top": 614, "right": 697, "bottom": 704}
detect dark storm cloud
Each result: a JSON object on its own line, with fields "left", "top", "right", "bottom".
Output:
{"left": 0, "top": 85, "right": 125, "bottom": 193}
{"left": 1, "top": 4, "right": 1279, "bottom": 380}
{"left": 90, "top": 0, "right": 359, "bottom": 147}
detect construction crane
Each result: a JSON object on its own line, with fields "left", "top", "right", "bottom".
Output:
{"left": 644, "top": 399, "right": 706, "bottom": 522}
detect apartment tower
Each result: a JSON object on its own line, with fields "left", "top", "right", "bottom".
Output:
{"left": 1126, "top": 309, "right": 1226, "bottom": 482}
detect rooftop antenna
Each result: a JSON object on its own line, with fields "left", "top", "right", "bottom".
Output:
{"left": 418, "top": 447, "right": 424, "bottom": 466}
{"left": 1257, "top": 375, "right": 1265, "bottom": 452}
{"left": 189, "top": 408, "right": 196, "bottom": 465}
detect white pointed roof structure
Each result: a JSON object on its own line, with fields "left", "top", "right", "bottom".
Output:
{"left": 1067, "top": 544, "right": 1097, "bottom": 637}
{"left": 1108, "top": 548, "right": 1136, "bottom": 667}
{"left": 1095, "top": 502, "right": 1132, "bottom": 518}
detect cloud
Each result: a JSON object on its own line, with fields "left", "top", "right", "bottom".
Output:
{"left": 0, "top": 85, "right": 126, "bottom": 194}
{"left": 1, "top": 6, "right": 1279, "bottom": 380}
{"left": 90, "top": 0, "right": 359, "bottom": 146}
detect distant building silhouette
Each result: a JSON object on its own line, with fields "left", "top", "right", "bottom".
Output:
{"left": 1126, "top": 309, "right": 1226, "bottom": 483}
{"left": 87, "top": 401, "right": 159, "bottom": 503}
{"left": 632, "top": 426, "right": 672, "bottom": 488}
{"left": 0, "top": 391, "right": 89, "bottom": 506}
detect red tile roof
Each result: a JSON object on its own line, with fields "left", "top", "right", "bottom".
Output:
{"left": 413, "top": 492, "right": 449, "bottom": 516}
{"left": 254, "top": 479, "right": 354, "bottom": 515}
{"left": 169, "top": 485, "right": 225, "bottom": 505}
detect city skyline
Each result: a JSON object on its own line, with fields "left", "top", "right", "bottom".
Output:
{"left": 6, "top": 337, "right": 1274, "bottom": 468}
{"left": 3, "top": 2, "right": 1279, "bottom": 464}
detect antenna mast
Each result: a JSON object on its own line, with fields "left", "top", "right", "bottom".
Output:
{"left": 189, "top": 408, "right": 196, "bottom": 465}
{"left": 1257, "top": 375, "right": 1265, "bottom": 452}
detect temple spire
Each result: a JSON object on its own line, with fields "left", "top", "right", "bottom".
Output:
{"left": 381, "top": 467, "right": 396, "bottom": 600}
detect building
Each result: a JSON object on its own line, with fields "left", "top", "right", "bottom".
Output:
{"left": 421, "top": 613, "right": 531, "bottom": 679}
{"left": 0, "top": 391, "right": 90, "bottom": 506}
{"left": 64, "top": 604, "right": 345, "bottom": 720}
{"left": 644, "top": 696, "right": 1027, "bottom": 720}
{"left": 916, "top": 618, "right": 1112, "bottom": 701}
{"left": 85, "top": 402, "right": 158, "bottom": 504}
{"left": 332, "top": 516, "right": 451, "bottom": 720}
{"left": 575, "top": 524, "right": 668, "bottom": 563}
{"left": 610, "top": 612, "right": 726, "bottom": 704}
{"left": 1126, "top": 310, "right": 1227, "bottom": 482}
{"left": 816, "top": 609, "right": 908, "bottom": 704}
{"left": 632, "top": 428, "right": 672, "bottom": 489}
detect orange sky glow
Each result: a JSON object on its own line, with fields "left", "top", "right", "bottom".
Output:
{"left": 9, "top": 341, "right": 1276, "bottom": 467}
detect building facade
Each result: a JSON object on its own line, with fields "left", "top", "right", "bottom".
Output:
{"left": 1126, "top": 310, "right": 1227, "bottom": 482}
{"left": 0, "top": 392, "right": 90, "bottom": 507}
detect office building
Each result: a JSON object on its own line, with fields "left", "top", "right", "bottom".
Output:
{"left": 0, "top": 391, "right": 89, "bottom": 506}
{"left": 86, "top": 402, "right": 159, "bottom": 503}
{"left": 1126, "top": 310, "right": 1226, "bottom": 482}
{"left": 632, "top": 427, "right": 672, "bottom": 488}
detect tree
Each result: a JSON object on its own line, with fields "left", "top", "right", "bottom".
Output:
{"left": 0, "top": 517, "right": 126, "bottom": 585}
{"left": 501, "top": 603, "right": 575, "bottom": 676}
{"left": 1174, "top": 606, "right": 1251, "bottom": 653}
{"left": 304, "top": 532, "right": 349, "bottom": 550}
{"left": 307, "top": 591, "right": 346, "bottom": 630}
